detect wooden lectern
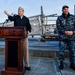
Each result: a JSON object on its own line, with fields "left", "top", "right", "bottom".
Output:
{"left": 0, "top": 27, "right": 26, "bottom": 75}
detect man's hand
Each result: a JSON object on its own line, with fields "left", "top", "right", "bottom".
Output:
{"left": 25, "top": 31, "right": 30, "bottom": 38}
{"left": 27, "top": 31, "right": 30, "bottom": 35}
{"left": 65, "top": 31, "right": 73, "bottom": 36}
{"left": 4, "top": 10, "right": 10, "bottom": 16}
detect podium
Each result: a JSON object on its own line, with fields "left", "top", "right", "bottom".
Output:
{"left": 0, "top": 27, "right": 26, "bottom": 75}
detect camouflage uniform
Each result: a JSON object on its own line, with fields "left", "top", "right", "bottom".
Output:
{"left": 56, "top": 13, "right": 75, "bottom": 63}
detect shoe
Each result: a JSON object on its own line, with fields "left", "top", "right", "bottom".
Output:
{"left": 70, "top": 62, "right": 75, "bottom": 70}
{"left": 25, "top": 66, "right": 31, "bottom": 71}
{"left": 59, "top": 60, "right": 64, "bottom": 70}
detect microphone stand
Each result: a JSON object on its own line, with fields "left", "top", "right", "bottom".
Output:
{"left": 2, "top": 19, "right": 9, "bottom": 27}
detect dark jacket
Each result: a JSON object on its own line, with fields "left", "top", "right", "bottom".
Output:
{"left": 56, "top": 13, "right": 75, "bottom": 40}
{"left": 8, "top": 15, "right": 31, "bottom": 32}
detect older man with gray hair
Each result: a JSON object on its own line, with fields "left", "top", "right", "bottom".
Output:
{"left": 4, "top": 7, "right": 31, "bottom": 71}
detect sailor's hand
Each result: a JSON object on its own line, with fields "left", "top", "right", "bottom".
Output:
{"left": 65, "top": 31, "right": 73, "bottom": 36}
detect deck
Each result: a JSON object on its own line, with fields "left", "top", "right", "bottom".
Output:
{"left": 0, "top": 36, "right": 75, "bottom": 75}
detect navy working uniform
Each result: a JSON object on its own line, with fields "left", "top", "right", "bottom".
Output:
{"left": 56, "top": 13, "right": 75, "bottom": 63}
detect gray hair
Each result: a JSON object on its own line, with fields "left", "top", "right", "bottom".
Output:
{"left": 18, "top": 7, "right": 24, "bottom": 12}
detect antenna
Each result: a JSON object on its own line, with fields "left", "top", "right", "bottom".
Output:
{"left": 74, "top": 5, "right": 75, "bottom": 15}
{"left": 41, "top": 6, "right": 44, "bottom": 23}
{"left": 41, "top": 6, "right": 44, "bottom": 35}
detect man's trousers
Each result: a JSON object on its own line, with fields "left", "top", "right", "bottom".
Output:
{"left": 23, "top": 38, "right": 29, "bottom": 67}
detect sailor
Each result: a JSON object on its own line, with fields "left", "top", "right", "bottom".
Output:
{"left": 56, "top": 5, "right": 75, "bottom": 70}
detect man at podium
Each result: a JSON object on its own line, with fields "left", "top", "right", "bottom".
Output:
{"left": 4, "top": 7, "right": 31, "bottom": 71}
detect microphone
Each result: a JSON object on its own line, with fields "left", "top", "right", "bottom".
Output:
{"left": 2, "top": 19, "right": 9, "bottom": 27}
{"left": 5, "top": 19, "right": 9, "bottom": 23}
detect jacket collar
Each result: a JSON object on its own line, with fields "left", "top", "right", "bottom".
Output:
{"left": 62, "top": 13, "right": 70, "bottom": 18}
{"left": 18, "top": 15, "right": 24, "bottom": 19}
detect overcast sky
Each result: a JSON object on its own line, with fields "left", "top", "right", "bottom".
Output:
{"left": 0, "top": 0, "right": 75, "bottom": 22}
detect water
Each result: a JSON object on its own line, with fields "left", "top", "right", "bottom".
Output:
{"left": 0, "top": 40, "right": 5, "bottom": 48}
{"left": 0, "top": 36, "right": 59, "bottom": 48}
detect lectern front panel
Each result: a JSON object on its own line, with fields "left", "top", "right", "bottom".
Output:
{"left": 8, "top": 41, "right": 18, "bottom": 68}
